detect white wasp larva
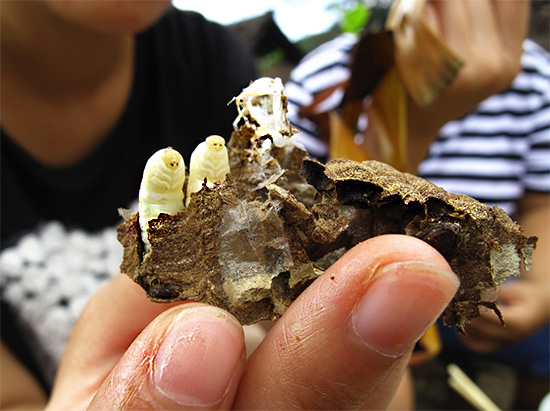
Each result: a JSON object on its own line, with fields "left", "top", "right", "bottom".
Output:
{"left": 138, "top": 147, "right": 186, "bottom": 250}
{"left": 186, "top": 135, "right": 230, "bottom": 206}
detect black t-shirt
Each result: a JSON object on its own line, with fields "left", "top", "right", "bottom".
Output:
{"left": 0, "top": 8, "right": 256, "bottom": 390}
{"left": 1, "top": 8, "right": 256, "bottom": 247}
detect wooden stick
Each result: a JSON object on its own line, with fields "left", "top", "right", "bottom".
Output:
{"left": 447, "top": 363, "right": 501, "bottom": 411}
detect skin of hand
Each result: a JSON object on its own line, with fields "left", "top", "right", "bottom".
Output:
{"left": 0, "top": 342, "right": 47, "bottom": 410}
{"left": 461, "top": 192, "right": 550, "bottom": 352}
{"left": 461, "top": 280, "right": 549, "bottom": 352}
{"left": 45, "top": 235, "right": 459, "bottom": 410}
{"left": 407, "top": 0, "right": 530, "bottom": 170}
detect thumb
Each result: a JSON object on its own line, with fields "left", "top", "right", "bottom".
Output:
{"left": 89, "top": 304, "right": 246, "bottom": 410}
{"left": 234, "top": 235, "right": 460, "bottom": 410}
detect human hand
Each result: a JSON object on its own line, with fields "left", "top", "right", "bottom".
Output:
{"left": 461, "top": 280, "right": 550, "bottom": 353}
{"left": 407, "top": 0, "right": 530, "bottom": 169}
{"left": 45, "top": 235, "right": 459, "bottom": 410}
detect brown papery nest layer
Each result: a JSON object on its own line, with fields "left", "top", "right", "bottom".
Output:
{"left": 118, "top": 125, "right": 537, "bottom": 331}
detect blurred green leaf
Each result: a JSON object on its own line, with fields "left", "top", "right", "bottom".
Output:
{"left": 258, "top": 48, "right": 285, "bottom": 74}
{"left": 341, "top": 2, "right": 370, "bottom": 33}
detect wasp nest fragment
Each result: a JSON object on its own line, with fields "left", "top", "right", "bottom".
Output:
{"left": 117, "top": 77, "right": 537, "bottom": 330}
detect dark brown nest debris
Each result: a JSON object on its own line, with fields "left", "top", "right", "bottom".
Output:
{"left": 118, "top": 125, "right": 536, "bottom": 331}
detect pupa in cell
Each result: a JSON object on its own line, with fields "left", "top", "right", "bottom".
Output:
{"left": 186, "top": 135, "right": 230, "bottom": 206}
{"left": 138, "top": 147, "right": 186, "bottom": 250}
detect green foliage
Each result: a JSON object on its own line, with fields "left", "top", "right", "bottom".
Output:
{"left": 328, "top": 0, "right": 371, "bottom": 34}
{"left": 257, "top": 48, "right": 285, "bottom": 74}
{"left": 341, "top": 2, "right": 370, "bottom": 33}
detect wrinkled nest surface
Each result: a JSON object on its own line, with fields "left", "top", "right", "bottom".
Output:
{"left": 118, "top": 125, "right": 537, "bottom": 330}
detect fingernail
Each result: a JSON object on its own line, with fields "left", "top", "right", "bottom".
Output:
{"left": 353, "top": 261, "right": 459, "bottom": 357}
{"left": 153, "top": 306, "right": 244, "bottom": 406}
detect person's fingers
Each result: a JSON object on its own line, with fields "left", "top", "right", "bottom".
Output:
{"left": 234, "top": 235, "right": 460, "bottom": 410}
{"left": 467, "top": 0, "right": 528, "bottom": 87}
{"left": 444, "top": 0, "right": 504, "bottom": 93}
{"left": 422, "top": 1, "right": 441, "bottom": 37}
{"left": 461, "top": 283, "right": 540, "bottom": 351}
{"left": 460, "top": 310, "right": 513, "bottom": 352}
{"left": 459, "top": 335, "right": 501, "bottom": 353}
{"left": 462, "top": 311, "right": 508, "bottom": 339}
{"left": 48, "top": 274, "right": 183, "bottom": 409}
{"left": 428, "top": 0, "right": 471, "bottom": 52}
{"left": 466, "top": 0, "right": 499, "bottom": 49}
{"left": 426, "top": 0, "right": 526, "bottom": 86}
{"left": 89, "top": 304, "right": 246, "bottom": 410}
{"left": 462, "top": 283, "right": 526, "bottom": 340}
{"left": 48, "top": 273, "right": 247, "bottom": 410}
{"left": 493, "top": 0, "right": 530, "bottom": 54}
{"left": 409, "top": 0, "right": 528, "bottom": 148}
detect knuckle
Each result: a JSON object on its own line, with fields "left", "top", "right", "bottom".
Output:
{"left": 465, "top": 58, "right": 509, "bottom": 98}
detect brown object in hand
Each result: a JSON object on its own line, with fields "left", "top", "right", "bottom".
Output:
{"left": 118, "top": 122, "right": 536, "bottom": 331}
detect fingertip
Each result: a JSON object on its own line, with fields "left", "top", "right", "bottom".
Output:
{"left": 354, "top": 260, "right": 459, "bottom": 357}
{"left": 334, "top": 235, "right": 459, "bottom": 356}
{"left": 90, "top": 304, "right": 245, "bottom": 410}
{"left": 151, "top": 304, "right": 245, "bottom": 408}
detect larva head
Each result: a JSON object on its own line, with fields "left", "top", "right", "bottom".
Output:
{"left": 140, "top": 147, "right": 186, "bottom": 195}
{"left": 160, "top": 148, "right": 184, "bottom": 170}
{"left": 205, "top": 135, "right": 226, "bottom": 152}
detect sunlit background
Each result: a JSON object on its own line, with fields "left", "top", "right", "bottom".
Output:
{"left": 173, "top": 0, "right": 341, "bottom": 41}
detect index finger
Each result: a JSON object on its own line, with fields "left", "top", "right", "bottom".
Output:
{"left": 493, "top": 0, "right": 530, "bottom": 53}
{"left": 49, "top": 274, "right": 183, "bottom": 405}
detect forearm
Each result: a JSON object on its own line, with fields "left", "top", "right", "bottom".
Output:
{"left": 518, "top": 193, "right": 550, "bottom": 285}
{"left": 517, "top": 192, "right": 550, "bottom": 324}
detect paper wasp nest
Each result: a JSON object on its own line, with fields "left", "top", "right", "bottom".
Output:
{"left": 118, "top": 78, "right": 537, "bottom": 330}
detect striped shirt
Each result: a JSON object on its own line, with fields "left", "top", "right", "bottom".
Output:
{"left": 286, "top": 36, "right": 550, "bottom": 217}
